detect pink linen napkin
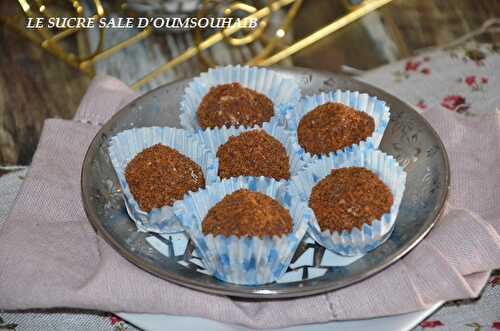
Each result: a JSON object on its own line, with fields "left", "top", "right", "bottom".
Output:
{"left": 1, "top": 55, "right": 500, "bottom": 328}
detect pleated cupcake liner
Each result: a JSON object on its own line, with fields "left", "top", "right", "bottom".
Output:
{"left": 172, "top": 176, "right": 311, "bottom": 285}
{"left": 196, "top": 120, "right": 306, "bottom": 178}
{"left": 285, "top": 147, "right": 406, "bottom": 256}
{"left": 108, "top": 127, "right": 219, "bottom": 234}
{"left": 180, "top": 65, "right": 302, "bottom": 131}
{"left": 286, "top": 89, "right": 391, "bottom": 163}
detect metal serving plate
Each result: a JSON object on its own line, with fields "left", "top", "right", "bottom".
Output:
{"left": 81, "top": 67, "right": 449, "bottom": 299}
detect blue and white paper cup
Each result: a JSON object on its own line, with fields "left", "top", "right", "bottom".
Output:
{"left": 197, "top": 120, "right": 306, "bottom": 178}
{"left": 173, "top": 176, "right": 311, "bottom": 285}
{"left": 180, "top": 65, "right": 301, "bottom": 131}
{"left": 285, "top": 148, "right": 406, "bottom": 256}
{"left": 287, "top": 90, "right": 390, "bottom": 163}
{"left": 108, "top": 127, "right": 219, "bottom": 234}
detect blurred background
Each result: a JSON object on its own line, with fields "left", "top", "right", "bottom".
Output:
{"left": 1, "top": 0, "right": 499, "bottom": 167}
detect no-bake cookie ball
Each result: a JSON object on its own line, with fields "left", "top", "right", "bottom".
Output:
{"left": 125, "top": 144, "right": 205, "bottom": 212}
{"left": 197, "top": 83, "right": 274, "bottom": 129}
{"left": 202, "top": 189, "right": 293, "bottom": 238}
{"left": 309, "top": 167, "right": 393, "bottom": 232}
{"left": 297, "top": 102, "right": 375, "bottom": 156}
{"left": 216, "top": 130, "right": 290, "bottom": 180}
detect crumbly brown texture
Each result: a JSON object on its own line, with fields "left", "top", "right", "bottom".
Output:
{"left": 216, "top": 130, "right": 290, "bottom": 180}
{"left": 309, "top": 167, "right": 393, "bottom": 232}
{"left": 196, "top": 83, "right": 274, "bottom": 129}
{"left": 297, "top": 102, "right": 375, "bottom": 156}
{"left": 202, "top": 189, "right": 293, "bottom": 238}
{"left": 125, "top": 144, "right": 205, "bottom": 212}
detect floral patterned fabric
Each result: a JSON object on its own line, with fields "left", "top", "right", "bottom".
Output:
{"left": 373, "top": 43, "right": 499, "bottom": 118}
{"left": 1, "top": 42, "right": 499, "bottom": 330}
{"left": 361, "top": 42, "right": 500, "bottom": 331}
{"left": 415, "top": 271, "right": 500, "bottom": 331}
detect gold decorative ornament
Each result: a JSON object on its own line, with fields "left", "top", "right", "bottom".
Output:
{"left": 0, "top": 0, "right": 394, "bottom": 89}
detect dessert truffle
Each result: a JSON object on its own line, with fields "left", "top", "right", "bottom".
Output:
{"left": 125, "top": 144, "right": 205, "bottom": 212}
{"left": 202, "top": 189, "right": 292, "bottom": 237}
{"left": 297, "top": 102, "right": 375, "bottom": 155}
{"left": 197, "top": 83, "right": 274, "bottom": 129}
{"left": 309, "top": 167, "right": 393, "bottom": 232}
{"left": 216, "top": 130, "right": 290, "bottom": 180}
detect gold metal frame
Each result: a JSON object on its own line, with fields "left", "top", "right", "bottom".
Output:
{"left": 1, "top": 0, "right": 394, "bottom": 89}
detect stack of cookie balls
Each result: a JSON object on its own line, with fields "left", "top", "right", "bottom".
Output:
{"left": 108, "top": 66, "right": 403, "bottom": 284}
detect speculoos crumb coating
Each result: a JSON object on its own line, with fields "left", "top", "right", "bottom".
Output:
{"left": 196, "top": 83, "right": 274, "bottom": 129}
{"left": 216, "top": 130, "right": 290, "bottom": 180}
{"left": 297, "top": 102, "right": 375, "bottom": 156}
{"left": 125, "top": 144, "right": 205, "bottom": 212}
{"left": 309, "top": 167, "right": 393, "bottom": 232}
{"left": 202, "top": 189, "right": 293, "bottom": 238}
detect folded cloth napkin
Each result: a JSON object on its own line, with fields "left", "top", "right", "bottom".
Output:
{"left": 1, "top": 49, "right": 500, "bottom": 329}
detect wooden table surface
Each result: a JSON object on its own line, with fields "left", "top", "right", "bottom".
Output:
{"left": 1, "top": 0, "right": 499, "bottom": 167}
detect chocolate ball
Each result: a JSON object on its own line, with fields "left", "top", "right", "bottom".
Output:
{"left": 197, "top": 83, "right": 274, "bottom": 129}
{"left": 202, "top": 189, "right": 292, "bottom": 238}
{"left": 125, "top": 144, "right": 205, "bottom": 212}
{"left": 216, "top": 130, "right": 290, "bottom": 180}
{"left": 298, "top": 102, "right": 375, "bottom": 156}
{"left": 309, "top": 167, "right": 393, "bottom": 232}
